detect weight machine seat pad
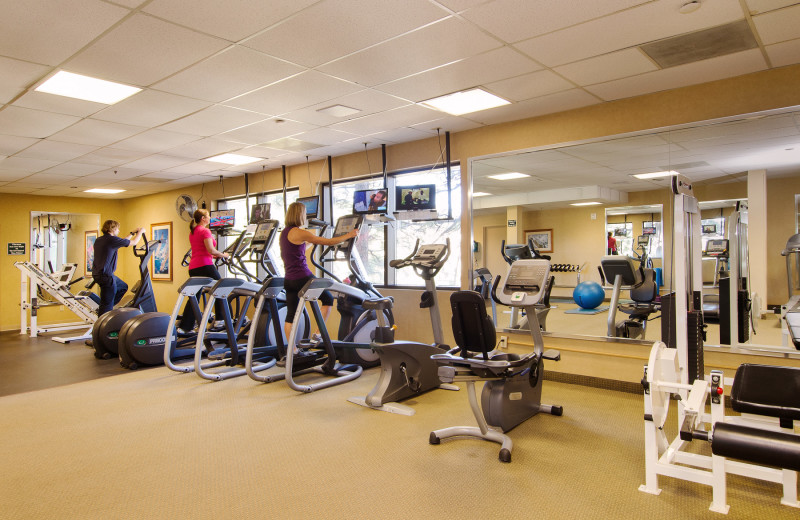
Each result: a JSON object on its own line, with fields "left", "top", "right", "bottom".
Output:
{"left": 618, "top": 303, "right": 658, "bottom": 319}
{"left": 712, "top": 422, "right": 800, "bottom": 472}
{"left": 730, "top": 364, "right": 800, "bottom": 421}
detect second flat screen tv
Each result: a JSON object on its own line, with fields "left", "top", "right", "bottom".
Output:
{"left": 297, "top": 196, "right": 319, "bottom": 219}
{"left": 395, "top": 184, "right": 436, "bottom": 212}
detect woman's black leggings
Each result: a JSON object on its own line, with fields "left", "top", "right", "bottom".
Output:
{"left": 178, "top": 264, "right": 224, "bottom": 330}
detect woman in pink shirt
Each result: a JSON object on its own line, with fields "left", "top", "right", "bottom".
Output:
{"left": 178, "top": 209, "right": 229, "bottom": 331}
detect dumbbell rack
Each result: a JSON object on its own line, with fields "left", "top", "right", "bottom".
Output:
{"left": 549, "top": 263, "right": 586, "bottom": 288}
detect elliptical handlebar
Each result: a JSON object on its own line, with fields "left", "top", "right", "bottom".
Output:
{"left": 132, "top": 233, "right": 154, "bottom": 258}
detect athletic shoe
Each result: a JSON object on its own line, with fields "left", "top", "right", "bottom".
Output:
{"left": 212, "top": 320, "right": 225, "bottom": 329}
{"left": 276, "top": 356, "right": 287, "bottom": 367}
{"left": 311, "top": 333, "right": 322, "bottom": 343}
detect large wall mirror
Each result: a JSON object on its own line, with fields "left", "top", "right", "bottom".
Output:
{"left": 29, "top": 211, "right": 101, "bottom": 283}
{"left": 471, "top": 106, "right": 800, "bottom": 354}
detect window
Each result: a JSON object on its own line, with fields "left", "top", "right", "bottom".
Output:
{"left": 218, "top": 189, "right": 299, "bottom": 279}
{"left": 323, "top": 164, "right": 461, "bottom": 288}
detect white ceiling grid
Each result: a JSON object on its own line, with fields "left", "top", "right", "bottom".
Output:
{"left": 0, "top": 0, "right": 799, "bottom": 198}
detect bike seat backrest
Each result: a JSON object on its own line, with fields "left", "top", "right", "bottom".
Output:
{"left": 630, "top": 268, "right": 657, "bottom": 304}
{"left": 542, "top": 275, "right": 555, "bottom": 308}
{"left": 450, "top": 290, "right": 496, "bottom": 361}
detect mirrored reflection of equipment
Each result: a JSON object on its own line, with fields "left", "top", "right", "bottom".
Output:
{"left": 600, "top": 255, "right": 659, "bottom": 340}
{"left": 429, "top": 258, "right": 563, "bottom": 463}
{"left": 473, "top": 267, "right": 497, "bottom": 327}
{"left": 781, "top": 233, "right": 800, "bottom": 349}
{"left": 633, "top": 234, "right": 654, "bottom": 269}
{"left": 89, "top": 232, "right": 159, "bottom": 360}
{"left": 499, "top": 238, "right": 554, "bottom": 331}
{"left": 348, "top": 240, "right": 458, "bottom": 415}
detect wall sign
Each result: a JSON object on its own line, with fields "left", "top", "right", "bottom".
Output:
{"left": 8, "top": 242, "right": 25, "bottom": 255}
{"left": 507, "top": 220, "right": 517, "bottom": 227}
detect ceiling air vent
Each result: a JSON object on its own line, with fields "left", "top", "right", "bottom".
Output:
{"left": 640, "top": 20, "right": 757, "bottom": 69}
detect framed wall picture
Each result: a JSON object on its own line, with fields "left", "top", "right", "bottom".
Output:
{"left": 524, "top": 229, "right": 553, "bottom": 253}
{"left": 150, "top": 222, "right": 172, "bottom": 281}
{"left": 85, "top": 230, "right": 98, "bottom": 276}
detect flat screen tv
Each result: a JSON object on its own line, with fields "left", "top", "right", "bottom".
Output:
{"left": 395, "top": 184, "right": 436, "bottom": 212}
{"left": 249, "top": 203, "right": 270, "bottom": 224}
{"left": 297, "top": 196, "right": 319, "bottom": 219}
{"left": 353, "top": 188, "right": 388, "bottom": 214}
{"left": 702, "top": 224, "right": 717, "bottom": 234}
{"left": 642, "top": 226, "right": 656, "bottom": 235}
{"left": 209, "top": 209, "right": 234, "bottom": 229}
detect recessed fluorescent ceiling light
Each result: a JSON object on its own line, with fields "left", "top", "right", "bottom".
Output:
{"left": 632, "top": 170, "right": 680, "bottom": 179}
{"left": 570, "top": 201, "right": 602, "bottom": 206}
{"left": 487, "top": 172, "right": 530, "bottom": 181}
{"left": 317, "top": 104, "right": 361, "bottom": 117}
{"left": 84, "top": 188, "right": 125, "bottom": 194}
{"left": 35, "top": 71, "right": 141, "bottom": 104}
{"left": 204, "top": 153, "right": 263, "bottom": 165}
{"left": 473, "top": 192, "right": 492, "bottom": 197}
{"left": 421, "top": 88, "right": 510, "bottom": 116}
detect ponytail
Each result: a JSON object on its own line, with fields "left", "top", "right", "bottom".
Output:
{"left": 190, "top": 209, "right": 209, "bottom": 234}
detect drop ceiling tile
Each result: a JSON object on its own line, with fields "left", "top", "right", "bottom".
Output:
{"left": 0, "top": 182, "right": 37, "bottom": 191}
{"left": 143, "top": 0, "right": 318, "bottom": 42}
{"left": 436, "top": 0, "right": 492, "bottom": 12}
{"left": 122, "top": 154, "right": 193, "bottom": 172}
{"left": 765, "top": 38, "right": 800, "bottom": 67}
{"left": 330, "top": 104, "right": 442, "bottom": 135}
{"left": 0, "top": 135, "right": 41, "bottom": 156}
{"left": 63, "top": 13, "right": 230, "bottom": 87}
{"left": 163, "top": 160, "right": 222, "bottom": 175}
{"left": 82, "top": 168, "right": 146, "bottom": 181}
{"left": 23, "top": 172, "right": 80, "bottom": 185}
{"left": 485, "top": 70, "right": 575, "bottom": 102}
{"left": 585, "top": 49, "right": 767, "bottom": 101}
{"left": 462, "top": 0, "right": 650, "bottom": 43}
{"left": 0, "top": 156, "right": 61, "bottom": 173}
{"left": 12, "top": 90, "right": 107, "bottom": 118}
{"left": 283, "top": 89, "right": 410, "bottom": 126}
{"left": 752, "top": 3, "right": 800, "bottom": 44}
{"left": 224, "top": 71, "right": 363, "bottom": 116}
{"left": 243, "top": 0, "right": 448, "bottom": 68}
{"left": 290, "top": 127, "right": 361, "bottom": 146}
{"left": 317, "top": 17, "right": 502, "bottom": 87}
{"left": 513, "top": 0, "right": 745, "bottom": 67}
{"left": 16, "top": 140, "right": 98, "bottom": 162}
{"left": 163, "top": 137, "right": 243, "bottom": 160}
{"left": 111, "top": 129, "right": 201, "bottom": 153}
{"left": 554, "top": 48, "right": 658, "bottom": 86}
{"left": 220, "top": 118, "right": 316, "bottom": 145}
{"left": 0, "top": 0, "right": 128, "bottom": 65}
{"left": 48, "top": 119, "right": 147, "bottom": 146}
{"left": 154, "top": 46, "right": 305, "bottom": 103}
{"left": 0, "top": 56, "right": 51, "bottom": 102}
{"left": 377, "top": 47, "right": 542, "bottom": 102}
{"left": 370, "top": 127, "right": 436, "bottom": 144}
{"left": 410, "top": 115, "right": 484, "bottom": 134}
{"left": 77, "top": 148, "right": 150, "bottom": 167}
{"left": 0, "top": 106, "right": 81, "bottom": 139}
{"left": 159, "top": 105, "right": 268, "bottom": 136}
{"left": 40, "top": 162, "right": 110, "bottom": 177}
{"left": 92, "top": 89, "right": 211, "bottom": 127}
{"left": 465, "top": 88, "right": 600, "bottom": 125}
{"left": 745, "top": 0, "right": 799, "bottom": 14}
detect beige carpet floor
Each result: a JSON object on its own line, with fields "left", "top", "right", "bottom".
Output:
{"left": 0, "top": 361, "right": 796, "bottom": 519}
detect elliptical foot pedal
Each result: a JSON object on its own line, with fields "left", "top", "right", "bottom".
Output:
{"left": 542, "top": 349, "right": 560, "bottom": 361}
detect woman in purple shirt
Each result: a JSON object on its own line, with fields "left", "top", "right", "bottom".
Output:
{"left": 280, "top": 201, "right": 357, "bottom": 360}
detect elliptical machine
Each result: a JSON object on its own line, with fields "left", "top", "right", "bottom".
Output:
{"left": 347, "top": 239, "right": 459, "bottom": 415}
{"left": 90, "top": 232, "right": 159, "bottom": 360}
{"left": 429, "top": 258, "right": 563, "bottom": 462}
{"left": 309, "top": 214, "right": 394, "bottom": 368}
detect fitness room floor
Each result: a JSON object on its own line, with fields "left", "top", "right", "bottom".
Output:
{"left": 0, "top": 328, "right": 796, "bottom": 519}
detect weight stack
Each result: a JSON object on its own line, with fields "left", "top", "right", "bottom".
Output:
{"left": 687, "top": 309, "right": 705, "bottom": 384}
{"left": 719, "top": 277, "right": 751, "bottom": 345}
{"left": 660, "top": 292, "right": 676, "bottom": 349}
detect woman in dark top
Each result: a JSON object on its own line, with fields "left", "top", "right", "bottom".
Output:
{"left": 279, "top": 201, "right": 357, "bottom": 360}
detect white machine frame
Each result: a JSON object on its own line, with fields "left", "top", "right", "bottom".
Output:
{"left": 639, "top": 176, "right": 800, "bottom": 514}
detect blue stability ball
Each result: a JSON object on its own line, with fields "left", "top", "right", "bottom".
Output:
{"left": 573, "top": 281, "right": 605, "bottom": 309}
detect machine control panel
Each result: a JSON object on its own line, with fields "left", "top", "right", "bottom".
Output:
{"left": 496, "top": 259, "right": 551, "bottom": 307}
{"left": 411, "top": 244, "right": 447, "bottom": 267}
{"left": 705, "top": 239, "right": 729, "bottom": 257}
